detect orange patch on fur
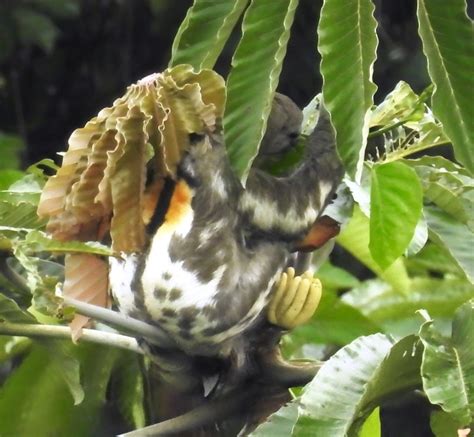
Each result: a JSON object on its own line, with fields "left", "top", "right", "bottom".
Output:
{"left": 164, "top": 180, "right": 193, "bottom": 225}
{"left": 294, "top": 215, "right": 340, "bottom": 252}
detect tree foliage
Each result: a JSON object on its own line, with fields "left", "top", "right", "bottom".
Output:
{"left": 0, "top": 0, "right": 473, "bottom": 436}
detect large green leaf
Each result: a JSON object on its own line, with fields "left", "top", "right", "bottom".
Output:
{"left": 317, "top": 261, "right": 360, "bottom": 291}
{"left": 250, "top": 402, "right": 299, "bottom": 436}
{"left": 405, "top": 242, "right": 465, "bottom": 277}
{"left": 224, "top": 0, "right": 298, "bottom": 180}
{"left": 284, "top": 291, "right": 380, "bottom": 353}
{"left": 0, "top": 169, "right": 24, "bottom": 190}
{"left": 318, "top": 0, "right": 378, "bottom": 177}
{"left": 293, "top": 334, "right": 422, "bottom": 436}
{"left": 343, "top": 277, "right": 474, "bottom": 331}
{"left": 337, "top": 206, "right": 410, "bottom": 293}
{"left": 419, "top": 301, "right": 474, "bottom": 425}
{"left": 170, "top": 0, "right": 249, "bottom": 70}
{"left": 0, "top": 293, "right": 36, "bottom": 323}
{"left": 0, "top": 133, "right": 24, "bottom": 170}
{"left": 430, "top": 410, "right": 464, "bottom": 437}
{"left": 417, "top": 0, "right": 474, "bottom": 174}
{"left": 408, "top": 157, "right": 474, "bottom": 230}
{"left": 425, "top": 205, "right": 474, "bottom": 283}
{"left": 42, "top": 341, "right": 84, "bottom": 405}
{"left": 114, "top": 352, "right": 146, "bottom": 429}
{"left": 369, "top": 162, "right": 423, "bottom": 269}
{"left": 0, "top": 344, "right": 119, "bottom": 436}
{"left": 359, "top": 408, "right": 381, "bottom": 437}
{"left": 0, "top": 299, "right": 84, "bottom": 405}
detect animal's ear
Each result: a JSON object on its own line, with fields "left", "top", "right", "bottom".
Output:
{"left": 293, "top": 215, "right": 340, "bottom": 252}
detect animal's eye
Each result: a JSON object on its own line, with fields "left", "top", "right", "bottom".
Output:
{"left": 288, "top": 132, "right": 299, "bottom": 139}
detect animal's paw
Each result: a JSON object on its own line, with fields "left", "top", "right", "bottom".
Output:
{"left": 267, "top": 267, "right": 322, "bottom": 330}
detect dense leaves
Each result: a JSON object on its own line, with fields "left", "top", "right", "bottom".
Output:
{"left": 419, "top": 301, "right": 474, "bottom": 426}
{"left": 417, "top": 0, "right": 474, "bottom": 173}
{"left": 0, "top": 0, "right": 473, "bottom": 436}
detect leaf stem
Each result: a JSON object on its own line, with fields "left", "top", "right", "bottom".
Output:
{"left": 0, "top": 322, "right": 142, "bottom": 354}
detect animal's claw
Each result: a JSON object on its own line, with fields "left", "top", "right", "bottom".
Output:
{"left": 267, "top": 268, "right": 322, "bottom": 329}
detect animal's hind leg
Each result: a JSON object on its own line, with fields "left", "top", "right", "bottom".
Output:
{"left": 267, "top": 267, "right": 322, "bottom": 330}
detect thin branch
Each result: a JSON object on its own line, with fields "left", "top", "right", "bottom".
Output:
{"left": 262, "top": 359, "right": 320, "bottom": 387}
{"left": 118, "top": 356, "right": 320, "bottom": 436}
{"left": 0, "top": 322, "right": 143, "bottom": 354}
{"left": 118, "top": 388, "right": 256, "bottom": 437}
{"left": 0, "top": 256, "right": 175, "bottom": 349}
{"left": 63, "top": 297, "right": 175, "bottom": 349}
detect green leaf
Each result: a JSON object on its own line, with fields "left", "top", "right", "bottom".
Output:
{"left": 0, "top": 169, "right": 24, "bottom": 190}
{"left": 406, "top": 242, "right": 465, "bottom": 277}
{"left": 0, "top": 294, "right": 36, "bottom": 323}
{"left": 343, "top": 277, "right": 474, "bottom": 332}
{"left": 170, "top": 0, "right": 249, "bottom": 69}
{"left": 0, "top": 344, "right": 118, "bottom": 437}
{"left": 42, "top": 341, "right": 84, "bottom": 405}
{"left": 114, "top": 353, "right": 146, "bottom": 429}
{"left": 370, "top": 81, "right": 425, "bottom": 128}
{"left": 317, "top": 261, "right": 360, "bottom": 290}
{"left": 408, "top": 158, "right": 474, "bottom": 230}
{"left": 0, "top": 346, "right": 75, "bottom": 436}
{"left": 359, "top": 407, "right": 381, "bottom": 437}
{"left": 224, "top": 0, "right": 298, "bottom": 180}
{"left": 318, "top": 0, "right": 378, "bottom": 177}
{"left": 369, "top": 162, "right": 423, "bottom": 269}
{"left": 22, "top": 230, "right": 114, "bottom": 257}
{"left": 285, "top": 292, "right": 380, "bottom": 352}
{"left": 0, "top": 133, "right": 24, "bottom": 170}
{"left": 430, "top": 410, "right": 463, "bottom": 437}
{"left": 1, "top": 292, "right": 82, "bottom": 404}
{"left": 250, "top": 402, "right": 299, "bottom": 436}
{"left": 405, "top": 156, "right": 472, "bottom": 177}
{"left": 417, "top": 0, "right": 474, "bottom": 174}
{"left": 293, "top": 334, "right": 422, "bottom": 436}
{"left": 419, "top": 300, "right": 474, "bottom": 425}
{"left": 406, "top": 215, "right": 428, "bottom": 257}
{"left": 425, "top": 205, "right": 474, "bottom": 283}
{"left": 337, "top": 206, "right": 411, "bottom": 293}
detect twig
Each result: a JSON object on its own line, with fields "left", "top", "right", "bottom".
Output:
{"left": 118, "top": 356, "right": 320, "bottom": 436}
{"left": 0, "top": 322, "right": 142, "bottom": 354}
{"left": 63, "top": 297, "right": 175, "bottom": 349}
{"left": 118, "top": 388, "right": 255, "bottom": 436}
{"left": 262, "top": 359, "right": 320, "bottom": 387}
{"left": 0, "top": 254, "right": 175, "bottom": 349}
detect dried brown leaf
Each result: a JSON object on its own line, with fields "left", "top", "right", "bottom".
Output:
{"left": 110, "top": 106, "right": 149, "bottom": 252}
{"left": 63, "top": 253, "right": 109, "bottom": 341}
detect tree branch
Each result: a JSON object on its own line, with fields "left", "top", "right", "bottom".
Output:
{"left": 63, "top": 297, "right": 175, "bottom": 349}
{"left": 118, "top": 388, "right": 256, "bottom": 436}
{"left": 0, "top": 322, "right": 143, "bottom": 354}
{"left": 262, "top": 359, "right": 320, "bottom": 387}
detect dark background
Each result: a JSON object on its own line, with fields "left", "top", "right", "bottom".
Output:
{"left": 0, "top": 0, "right": 446, "bottom": 167}
{"left": 1, "top": 1, "right": 470, "bottom": 435}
